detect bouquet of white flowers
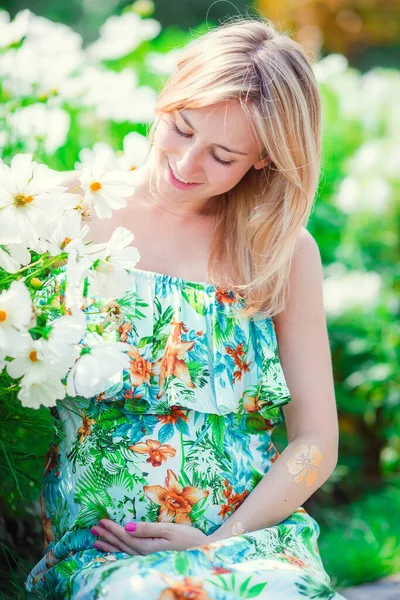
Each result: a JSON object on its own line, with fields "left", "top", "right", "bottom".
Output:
{"left": 0, "top": 152, "right": 141, "bottom": 409}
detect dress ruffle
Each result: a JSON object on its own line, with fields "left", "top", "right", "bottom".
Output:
{"left": 77, "top": 268, "right": 292, "bottom": 424}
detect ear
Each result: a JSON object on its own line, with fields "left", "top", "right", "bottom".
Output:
{"left": 253, "top": 157, "right": 271, "bottom": 170}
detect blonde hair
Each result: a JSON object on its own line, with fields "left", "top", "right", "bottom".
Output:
{"left": 146, "top": 16, "right": 322, "bottom": 319}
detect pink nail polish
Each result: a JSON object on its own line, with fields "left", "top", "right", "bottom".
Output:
{"left": 94, "top": 542, "right": 103, "bottom": 550}
{"left": 90, "top": 528, "right": 98, "bottom": 536}
{"left": 125, "top": 522, "right": 137, "bottom": 532}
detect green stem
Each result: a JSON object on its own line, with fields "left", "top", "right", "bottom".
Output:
{"left": 180, "top": 429, "right": 191, "bottom": 486}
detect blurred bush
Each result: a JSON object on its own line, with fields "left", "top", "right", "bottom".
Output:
{"left": 0, "top": 2, "right": 399, "bottom": 595}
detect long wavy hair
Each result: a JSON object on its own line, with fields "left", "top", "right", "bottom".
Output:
{"left": 146, "top": 16, "right": 322, "bottom": 319}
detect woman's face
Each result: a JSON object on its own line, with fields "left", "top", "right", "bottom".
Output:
{"left": 151, "top": 99, "right": 269, "bottom": 207}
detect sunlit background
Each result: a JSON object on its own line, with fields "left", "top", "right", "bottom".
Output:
{"left": 0, "top": 0, "right": 399, "bottom": 597}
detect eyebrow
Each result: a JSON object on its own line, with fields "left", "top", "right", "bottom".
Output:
{"left": 179, "top": 111, "right": 248, "bottom": 156}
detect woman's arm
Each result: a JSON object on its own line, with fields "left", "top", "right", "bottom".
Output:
{"left": 208, "top": 228, "right": 339, "bottom": 542}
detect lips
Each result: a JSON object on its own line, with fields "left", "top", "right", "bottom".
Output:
{"left": 167, "top": 160, "right": 202, "bottom": 189}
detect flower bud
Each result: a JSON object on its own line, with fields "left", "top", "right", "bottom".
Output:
{"left": 30, "top": 277, "right": 43, "bottom": 289}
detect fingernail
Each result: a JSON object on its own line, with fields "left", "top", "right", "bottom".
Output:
{"left": 94, "top": 542, "right": 103, "bottom": 550}
{"left": 90, "top": 528, "right": 99, "bottom": 536}
{"left": 125, "top": 522, "right": 137, "bottom": 532}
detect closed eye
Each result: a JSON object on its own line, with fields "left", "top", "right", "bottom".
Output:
{"left": 171, "top": 122, "right": 234, "bottom": 167}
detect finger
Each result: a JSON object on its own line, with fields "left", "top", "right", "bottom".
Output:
{"left": 123, "top": 521, "right": 170, "bottom": 539}
{"left": 94, "top": 540, "right": 128, "bottom": 554}
{"left": 94, "top": 525, "right": 139, "bottom": 555}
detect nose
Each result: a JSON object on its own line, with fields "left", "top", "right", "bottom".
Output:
{"left": 176, "top": 143, "right": 204, "bottom": 179}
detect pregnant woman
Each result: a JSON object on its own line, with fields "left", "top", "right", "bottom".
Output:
{"left": 26, "top": 17, "right": 346, "bottom": 600}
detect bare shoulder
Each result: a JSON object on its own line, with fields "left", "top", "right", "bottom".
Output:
{"left": 274, "top": 226, "right": 324, "bottom": 327}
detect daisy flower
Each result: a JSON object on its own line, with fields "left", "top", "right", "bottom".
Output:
{"left": 0, "top": 236, "right": 31, "bottom": 274}
{"left": 66, "top": 341, "right": 131, "bottom": 398}
{"left": 79, "top": 149, "right": 136, "bottom": 219}
{"left": 89, "top": 227, "right": 140, "bottom": 299}
{"left": 47, "top": 312, "right": 87, "bottom": 359}
{"left": 86, "top": 12, "right": 161, "bottom": 61}
{"left": 116, "top": 131, "right": 151, "bottom": 172}
{"left": 6, "top": 336, "right": 76, "bottom": 385}
{"left": 0, "top": 279, "right": 33, "bottom": 357}
{"left": 18, "top": 377, "right": 66, "bottom": 409}
{"left": 37, "top": 209, "right": 89, "bottom": 257}
{"left": 0, "top": 154, "right": 77, "bottom": 247}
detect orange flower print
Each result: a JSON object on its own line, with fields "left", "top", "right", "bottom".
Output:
{"left": 152, "top": 319, "right": 195, "bottom": 399}
{"left": 158, "top": 574, "right": 210, "bottom": 600}
{"left": 215, "top": 289, "right": 236, "bottom": 305}
{"left": 157, "top": 406, "right": 189, "bottom": 425}
{"left": 144, "top": 469, "right": 209, "bottom": 525}
{"left": 242, "top": 390, "right": 269, "bottom": 412}
{"left": 122, "top": 389, "right": 143, "bottom": 402}
{"left": 280, "top": 550, "right": 308, "bottom": 568}
{"left": 226, "top": 343, "right": 251, "bottom": 383}
{"left": 77, "top": 413, "right": 96, "bottom": 443}
{"left": 118, "top": 322, "right": 132, "bottom": 342}
{"left": 218, "top": 479, "right": 249, "bottom": 518}
{"left": 128, "top": 345, "right": 152, "bottom": 386}
{"left": 128, "top": 439, "right": 176, "bottom": 467}
{"left": 285, "top": 444, "right": 323, "bottom": 487}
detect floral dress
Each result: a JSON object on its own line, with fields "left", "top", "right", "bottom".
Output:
{"left": 25, "top": 267, "right": 345, "bottom": 600}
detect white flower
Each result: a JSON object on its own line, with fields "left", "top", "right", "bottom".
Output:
{"left": 116, "top": 132, "right": 150, "bottom": 171}
{"left": 37, "top": 209, "right": 89, "bottom": 256}
{"left": 66, "top": 341, "right": 131, "bottom": 398}
{"left": 63, "top": 66, "right": 157, "bottom": 123}
{"left": 47, "top": 312, "right": 87, "bottom": 359}
{"left": 0, "top": 154, "right": 77, "bottom": 246}
{"left": 323, "top": 265, "right": 382, "bottom": 317}
{"left": 74, "top": 132, "right": 150, "bottom": 175}
{"left": 0, "top": 10, "right": 30, "bottom": 50}
{"left": 18, "top": 376, "right": 66, "bottom": 409}
{"left": 0, "top": 237, "right": 31, "bottom": 273}
{"left": 145, "top": 48, "right": 181, "bottom": 76}
{"left": 89, "top": 227, "right": 140, "bottom": 299}
{"left": 0, "top": 349, "right": 6, "bottom": 373}
{"left": 75, "top": 142, "right": 119, "bottom": 172}
{"left": 8, "top": 104, "right": 71, "bottom": 154}
{"left": 87, "top": 12, "right": 161, "bottom": 60}
{"left": 0, "top": 12, "right": 83, "bottom": 98}
{"left": 79, "top": 150, "right": 136, "bottom": 219}
{"left": 7, "top": 336, "right": 75, "bottom": 385}
{"left": 0, "top": 279, "right": 33, "bottom": 356}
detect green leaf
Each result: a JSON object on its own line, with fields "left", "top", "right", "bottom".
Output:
{"left": 209, "top": 414, "right": 226, "bottom": 454}
{"left": 138, "top": 335, "right": 153, "bottom": 348}
{"left": 239, "top": 575, "right": 253, "bottom": 594}
{"left": 181, "top": 284, "right": 206, "bottom": 315}
{"left": 246, "top": 581, "right": 268, "bottom": 597}
{"left": 174, "top": 552, "right": 190, "bottom": 575}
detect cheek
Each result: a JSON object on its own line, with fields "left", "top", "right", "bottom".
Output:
{"left": 155, "top": 121, "right": 178, "bottom": 152}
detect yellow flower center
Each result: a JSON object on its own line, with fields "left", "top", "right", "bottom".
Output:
{"left": 60, "top": 236, "right": 72, "bottom": 249}
{"left": 29, "top": 350, "right": 39, "bottom": 363}
{"left": 15, "top": 194, "right": 34, "bottom": 207}
{"left": 130, "top": 165, "right": 137, "bottom": 171}
{"left": 0, "top": 310, "right": 7, "bottom": 322}
{"left": 94, "top": 259, "right": 114, "bottom": 273}
{"left": 90, "top": 181, "right": 102, "bottom": 192}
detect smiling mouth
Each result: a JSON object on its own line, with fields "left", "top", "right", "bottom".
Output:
{"left": 167, "top": 160, "right": 202, "bottom": 186}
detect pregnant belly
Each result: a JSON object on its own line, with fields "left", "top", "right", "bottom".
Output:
{"left": 42, "top": 411, "right": 276, "bottom": 542}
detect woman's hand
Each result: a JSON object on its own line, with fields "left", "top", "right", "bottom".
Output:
{"left": 90, "top": 519, "right": 209, "bottom": 556}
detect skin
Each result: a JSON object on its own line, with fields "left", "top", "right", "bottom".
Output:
{"left": 79, "top": 102, "right": 338, "bottom": 555}
{"left": 86, "top": 99, "right": 270, "bottom": 284}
